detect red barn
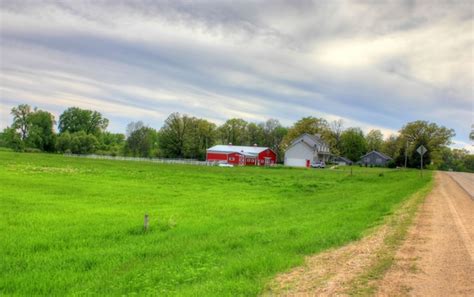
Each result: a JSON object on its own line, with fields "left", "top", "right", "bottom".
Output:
{"left": 206, "top": 145, "right": 277, "bottom": 166}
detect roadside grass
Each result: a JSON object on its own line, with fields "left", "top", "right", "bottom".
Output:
{"left": 0, "top": 152, "right": 432, "bottom": 296}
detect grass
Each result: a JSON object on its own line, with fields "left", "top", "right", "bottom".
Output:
{"left": 0, "top": 152, "right": 432, "bottom": 296}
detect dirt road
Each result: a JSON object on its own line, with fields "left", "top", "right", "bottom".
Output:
{"left": 378, "top": 172, "right": 474, "bottom": 296}
{"left": 446, "top": 171, "right": 474, "bottom": 199}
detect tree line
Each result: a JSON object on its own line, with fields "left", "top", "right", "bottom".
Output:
{"left": 1, "top": 104, "right": 472, "bottom": 171}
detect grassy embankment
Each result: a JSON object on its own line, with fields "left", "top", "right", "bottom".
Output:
{"left": 0, "top": 152, "right": 432, "bottom": 296}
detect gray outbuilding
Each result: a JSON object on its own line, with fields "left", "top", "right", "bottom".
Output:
{"left": 360, "top": 151, "right": 392, "bottom": 166}
{"left": 332, "top": 156, "right": 353, "bottom": 166}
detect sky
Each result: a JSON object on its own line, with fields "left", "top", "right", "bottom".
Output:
{"left": 0, "top": 0, "right": 473, "bottom": 151}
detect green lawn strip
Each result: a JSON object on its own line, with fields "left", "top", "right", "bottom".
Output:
{"left": 347, "top": 172, "right": 434, "bottom": 296}
{"left": 0, "top": 152, "right": 432, "bottom": 296}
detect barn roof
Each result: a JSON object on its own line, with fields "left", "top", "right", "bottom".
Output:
{"left": 207, "top": 145, "right": 270, "bottom": 156}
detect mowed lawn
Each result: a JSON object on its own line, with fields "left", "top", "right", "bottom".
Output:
{"left": 0, "top": 152, "right": 432, "bottom": 296}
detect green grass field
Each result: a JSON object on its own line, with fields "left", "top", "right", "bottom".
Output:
{"left": 0, "top": 152, "right": 432, "bottom": 296}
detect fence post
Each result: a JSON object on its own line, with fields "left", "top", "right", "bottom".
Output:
{"left": 144, "top": 214, "right": 149, "bottom": 231}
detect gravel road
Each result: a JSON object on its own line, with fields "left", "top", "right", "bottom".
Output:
{"left": 378, "top": 172, "right": 474, "bottom": 296}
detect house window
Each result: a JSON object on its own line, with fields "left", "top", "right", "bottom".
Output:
{"left": 229, "top": 157, "right": 234, "bottom": 161}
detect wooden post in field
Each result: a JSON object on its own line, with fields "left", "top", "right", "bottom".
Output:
{"left": 350, "top": 165, "right": 353, "bottom": 176}
{"left": 144, "top": 214, "right": 149, "bottom": 231}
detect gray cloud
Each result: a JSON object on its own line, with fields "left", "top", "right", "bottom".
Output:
{"left": 0, "top": 0, "right": 472, "bottom": 149}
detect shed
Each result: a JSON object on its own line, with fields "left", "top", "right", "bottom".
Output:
{"left": 360, "top": 151, "right": 392, "bottom": 166}
{"left": 332, "top": 156, "right": 353, "bottom": 166}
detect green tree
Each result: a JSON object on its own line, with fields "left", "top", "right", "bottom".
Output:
{"left": 56, "top": 132, "right": 72, "bottom": 153}
{"left": 262, "top": 119, "right": 287, "bottom": 162}
{"left": 98, "top": 132, "right": 125, "bottom": 156}
{"left": 69, "top": 132, "right": 99, "bottom": 154}
{"left": 126, "top": 121, "right": 145, "bottom": 138}
{"left": 409, "top": 138, "right": 431, "bottom": 168}
{"left": 0, "top": 127, "right": 23, "bottom": 151}
{"left": 218, "top": 118, "right": 248, "bottom": 145}
{"left": 8, "top": 105, "right": 56, "bottom": 151}
{"left": 438, "top": 148, "right": 468, "bottom": 172}
{"left": 365, "top": 129, "right": 384, "bottom": 152}
{"left": 464, "top": 154, "right": 474, "bottom": 172}
{"left": 322, "top": 119, "right": 344, "bottom": 155}
{"left": 398, "top": 121, "right": 455, "bottom": 168}
{"left": 281, "top": 116, "right": 329, "bottom": 149}
{"left": 56, "top": 131, "right": 99, "bottom": 154}
{"left": 159, "top": 113, "right": 194, "bottom": 158}
{"left": 125, "top": 126, "right": 159, "bottom": 157}
{"left": 0, "top": 131, "right": 5, "bottom": 148}
{"left": 339, "top": 128, "right": 367, "bottom": 161}
{"left": 11, "top": 104, "right": 32, "bottom": 140}
{"left": 58, "top": 107, "right": 109, "bottom": 135}
{"left": 185, "top": 118, "right": 217, "bottom": 160}
{"left": 27, "top": 110, "right": 56, "bottom": 152}
{"left": 381, "top": 134, "right": 400, "bottom": 159}
{"left": 245, "top": 122, "right": 265, "bottom": 146}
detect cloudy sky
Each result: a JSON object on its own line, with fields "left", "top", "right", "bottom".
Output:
{"left": 0, "top": 0, "right": 473, "bottom": 150}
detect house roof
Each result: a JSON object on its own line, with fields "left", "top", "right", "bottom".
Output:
{"left": 287, "top": 133, "right": 330, "bottom": 154}
{"left": 207, "top": 145, "right": 270, "bottom": 156}
{"left": 334, "top": 156, "right": 353, "bottom": 163}
{"left": 292, "top": 133, "right": 324, "bottom": 147}
{"left": 360, "top": 150, "right": 392, "bottom": 160}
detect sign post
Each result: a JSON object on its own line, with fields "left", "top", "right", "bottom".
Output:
{"left": 416, "top": 145, "right": 427, "bottom": 177}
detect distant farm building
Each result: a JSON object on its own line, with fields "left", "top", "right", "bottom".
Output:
{"left": 284, "top": 133, "right": 331, "bottom": 167}
{"left": 332, "top": 156, "right": 353, "bottom": 166}
{"left": 206, "top": 145, "right": 277, "bottom": 166}
{"left": 360, "top": 151, "right": 392, "bottom": 166}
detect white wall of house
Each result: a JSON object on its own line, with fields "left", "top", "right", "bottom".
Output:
{"left": 284, "top": 142, "right": 313, "bottom": 167}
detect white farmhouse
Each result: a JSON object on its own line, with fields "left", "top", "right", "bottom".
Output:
{"left": 284, "top": 133, "right": 331, "bottom": 167}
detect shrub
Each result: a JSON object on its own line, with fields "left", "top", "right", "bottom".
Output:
{"left": 24, "top": 148, "right": 42, "bottom": 153}
{"left": 56, "top": 131, "right": 98, "bottom": 154}
{"left": 387, "top": 160, "right": 396, "bottom": 168}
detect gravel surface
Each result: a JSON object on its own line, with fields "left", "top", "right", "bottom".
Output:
{"left": 378, "top": 172, "right": 474, "bottom": 296}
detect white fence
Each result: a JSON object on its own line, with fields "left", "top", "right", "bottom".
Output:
{"left": 64, "top": 154, "right": 215, "bottom": 166}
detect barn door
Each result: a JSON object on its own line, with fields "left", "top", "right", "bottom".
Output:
{"left": 264, "top": 157, "right": 271, "bottom": 166}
